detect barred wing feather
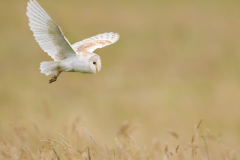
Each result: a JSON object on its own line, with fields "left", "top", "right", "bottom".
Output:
{"left": 26, "top": 0, "right": 76, "bottom": 61}
{"left": 72, "top": 32, "right": 119, "bottom": 53}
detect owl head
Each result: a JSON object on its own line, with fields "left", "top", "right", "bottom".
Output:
{"left": 88, "top": 54, "right": 101, "bottom": 73}
{"left": 77, "top": 52, "right": 101, "bottom": 74}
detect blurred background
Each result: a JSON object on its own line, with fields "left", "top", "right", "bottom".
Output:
{"left": 1, "top": 0, "right": 240, "bottom": 151}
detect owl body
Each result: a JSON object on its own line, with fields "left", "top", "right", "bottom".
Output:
{"left": 26, "top": 0, "right": 119, "bottom": 83}
{"left": 40, "top": 52, "right": 101, "bottom": 75}
{"left": 61, "top": 52, "right": 101, "bottom": 74}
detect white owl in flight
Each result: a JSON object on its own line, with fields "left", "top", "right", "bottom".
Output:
{"left": 26, "top": 0, "right": 119, "bottom": 83}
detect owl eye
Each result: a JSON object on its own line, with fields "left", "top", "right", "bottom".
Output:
{"left": 93, "top": 62, "right": 96, "bottom": 65}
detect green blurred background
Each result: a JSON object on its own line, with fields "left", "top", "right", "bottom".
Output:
{"left": 1, "top": 0, "right": 240, "bottom": 148}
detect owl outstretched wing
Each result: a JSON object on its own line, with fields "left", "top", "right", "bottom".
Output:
{"left": 72, "top": 32, "right": 119, "bottom": 53}
{"left": 26, "top": 0, "right": 76, "bottom": 61}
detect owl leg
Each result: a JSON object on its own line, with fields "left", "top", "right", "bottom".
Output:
{"left": 49, "top": 71, "right": 62, "bottom": 84}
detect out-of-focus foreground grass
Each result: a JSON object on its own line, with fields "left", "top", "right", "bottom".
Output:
{"left": 0, "top": 0, "right": 240, "bottom": 159}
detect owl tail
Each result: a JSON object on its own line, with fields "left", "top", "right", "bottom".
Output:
{"left": 40, "top": 61, "right": 60, "bottom": 76}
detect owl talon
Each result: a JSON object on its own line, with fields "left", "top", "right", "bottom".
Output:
{"left": 49, "top": 75, "right": 57, "bottom": 84}
{"left": 49, "top": 71, "right": 62, "bottom": 84}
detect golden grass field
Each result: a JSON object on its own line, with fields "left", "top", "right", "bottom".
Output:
{"left": 1, "top": 0, "right": 240, "bottom": 159}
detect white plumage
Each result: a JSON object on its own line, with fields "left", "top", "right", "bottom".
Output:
{"left": 26, "top": 0, "right": 119, "bottom": 83}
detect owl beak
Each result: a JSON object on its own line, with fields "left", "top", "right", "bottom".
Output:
{"left": 94, "top": 63, "right": 98, "bottom": 72}
{"left": 96, "top": 66, "right": 98, "bottom": 72}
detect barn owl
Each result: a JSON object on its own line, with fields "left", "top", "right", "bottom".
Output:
{"left": 26, "top": 0, "right": 119, "bottom": 83}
